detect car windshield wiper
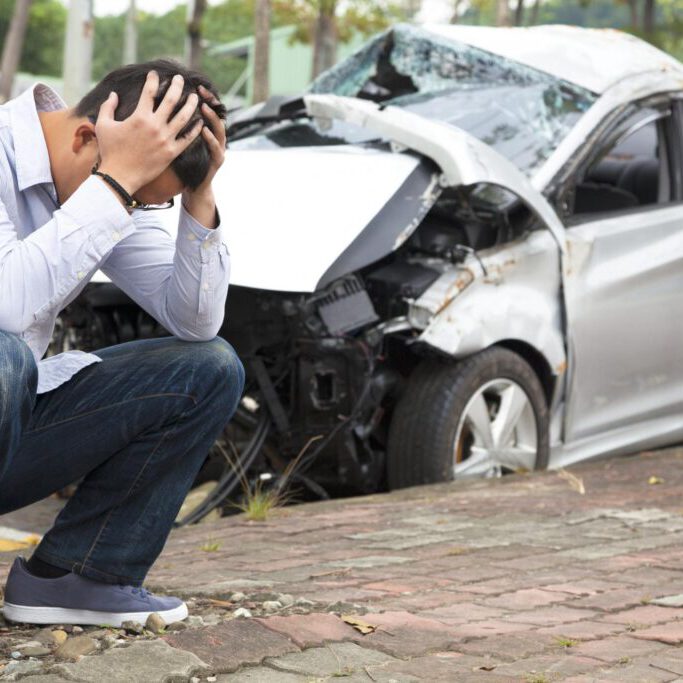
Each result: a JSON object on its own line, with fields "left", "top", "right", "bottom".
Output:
{"left": 227, "top": 96, "right": 310, "bottom": 140}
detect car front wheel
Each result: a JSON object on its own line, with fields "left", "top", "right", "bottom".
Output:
{"left": 387, "top": 347, "right": 550, "bottom": 488}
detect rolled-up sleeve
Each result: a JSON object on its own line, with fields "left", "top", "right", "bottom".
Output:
{"left": 0, "top": 175, "right": 135, "bottom": 334}
{"left": 100, "top": 202, "right": 230, "bottom": 341}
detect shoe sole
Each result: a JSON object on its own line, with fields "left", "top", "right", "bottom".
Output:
{"left": 2, "top": 601, "right": 188, "bottom": 627}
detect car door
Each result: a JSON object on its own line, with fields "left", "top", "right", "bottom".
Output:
{"left": 561, "top": 97, "right": 683, "bottom": 447}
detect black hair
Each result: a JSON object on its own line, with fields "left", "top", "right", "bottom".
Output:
{"left": 74, "top": 59, "right": 227, "bottom": 191}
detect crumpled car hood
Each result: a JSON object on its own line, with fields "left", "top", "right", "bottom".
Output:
{"left": 153, "top": 145, "right": 431, "bottom": 293}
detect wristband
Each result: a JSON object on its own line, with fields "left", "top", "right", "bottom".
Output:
{"left": 91, "top": 164, "right": 140, "bottom": 210}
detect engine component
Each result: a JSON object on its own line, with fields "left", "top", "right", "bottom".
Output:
{"left": 366, "top": 261, "right": 440, "bottom": 318}
{"left": 316, "top": 277, "right": 379, "bottom": 336}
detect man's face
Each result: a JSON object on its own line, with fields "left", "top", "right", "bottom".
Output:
{"left": 134, "top": 166, "right": 186, "bottom": 206}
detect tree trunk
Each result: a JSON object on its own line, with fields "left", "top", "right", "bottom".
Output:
{"left": 514, "top": 0, "right": 525, "bottom": 25}
{"left": 253, "top": 0, "right": 270, "bottom": 103}
{"left": 311, "top": 0, "right": 337, "bottom": 79}
{"left": 643, "top": 0, "right": 655, "bottom": 35}
{"left": 403, "top": 0, "right": 422, "bottom": 20}
{"left": 627, "top": 0, "right": 638, "bottom": 28}
{"left": 530, "top": 0, "right": 541, "bottom": 24}
{"left": 496, "top": 0, "right": 511, "bottom": 26}
{"left": 186, "top": 0, "right": 207, "bottom": 71}
{"left": 450, "top": 0, "right": 464, "bottom": 24}
{"left": 122, "top": 0, "right": 137, "bottom": 65}
{"left": 0, "top": 0, "right": 33, "bottom": 103}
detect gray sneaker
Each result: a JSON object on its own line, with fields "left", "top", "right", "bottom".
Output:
{"left": 2, "top": 557, "right": 188, "bottom": 626}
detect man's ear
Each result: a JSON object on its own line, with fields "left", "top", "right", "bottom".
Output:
{"left": 72, "top": 121, "right": 97, "bottom": 155}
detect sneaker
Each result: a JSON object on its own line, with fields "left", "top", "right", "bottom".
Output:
{"left": 2, "top": 557, "right": 188, "bottom": 626}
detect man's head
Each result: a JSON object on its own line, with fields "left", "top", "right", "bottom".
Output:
{"left": 70, "top": 59, "right": 226, "bottom": 204}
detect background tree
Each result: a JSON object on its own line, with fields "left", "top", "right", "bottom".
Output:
{"left": 253, "top": 0, "right": 270, "bottom": 102}
{"left": 450, "top": 0, "right": 466, "bottom": 23}
{"left": 643, "top": 0, "right": 656, "bottom": 34}
{"left": 274, "top": 0, "right": 401, "bottom": 78}
{"left": 514, "top": 0, "right": 525, "bottom": 24}
{"left": 496, "top": 0, "right": 511, "bottom": 24}
{"left": 186, "top": 0, "right": 207, "bottom": 70}
{"left": 0, "top": 0, "right": 33, "bottom": 102}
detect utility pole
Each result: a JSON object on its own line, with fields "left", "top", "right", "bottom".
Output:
{"left": 63, "top": 0, "right": 94, "bottom": 105}
{"left": 0, "top": 0, "right": 34, "bottom": 103}
{"left": 252, "top": 0, "right": 270, "bottom": 103}
{"left": 123, "top": 0, "right": 137, "bottom": 65}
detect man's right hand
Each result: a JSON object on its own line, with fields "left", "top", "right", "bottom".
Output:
{"left": 94, "top": 71, "right": 203, "bottom": 195}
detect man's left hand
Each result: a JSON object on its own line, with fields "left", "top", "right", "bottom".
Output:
{"left": 182, "top": 85, "right": 226, "bottom": 229}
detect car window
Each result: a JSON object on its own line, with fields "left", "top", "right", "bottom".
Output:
{"left": 568, "top": 109, "right": 673, "bottom": 218}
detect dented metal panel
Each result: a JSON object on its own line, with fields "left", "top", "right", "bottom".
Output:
{"left": 304, "top": 93, "right": 567, "bottom": 250}
{"left": 421, "top": 24, "right": 683, "bottom": 95}
{"left": 411, "top": 231, "right": 565, "bottom": 375}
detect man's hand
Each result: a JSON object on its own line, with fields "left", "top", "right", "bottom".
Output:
{"left": 95, "top": 71, "right": 203, "bottom": 195}
{"left": 181, "top": 85, "right": 226, "bottom": 229}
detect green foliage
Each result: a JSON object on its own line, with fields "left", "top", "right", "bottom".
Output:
{"left": 5, "top": 0, "right": 683, "bottom": 90}
{"left": 273, "top": 0, "right": 403, "bottom": 45}
{"left": 0, "top": 0, "right": 66, "bottom": 77}
{"left": 462, "top": 0, "right": 683, "bottom": 62}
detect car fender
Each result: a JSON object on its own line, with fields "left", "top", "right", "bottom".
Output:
{"left": 410, "top": 230, "right": 566, "bottom": 382}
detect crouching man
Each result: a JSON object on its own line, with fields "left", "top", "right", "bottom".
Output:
{"left": 0, "top": 60, "right": 244, "bottom": 626}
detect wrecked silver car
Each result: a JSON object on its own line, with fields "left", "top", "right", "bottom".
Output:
{"left": 57, "top": 24, "right": 683, "bottom": 521}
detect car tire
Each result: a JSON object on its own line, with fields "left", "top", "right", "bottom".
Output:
{"left": 386, "top": 346, "right": 550, "bottom": 488}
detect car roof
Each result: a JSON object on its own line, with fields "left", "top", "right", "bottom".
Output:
{"left": 421, "top": 23, "right": 683, "bottom": 95}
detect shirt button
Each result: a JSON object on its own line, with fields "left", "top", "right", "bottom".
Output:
{"left": 77, "top": 271, "right": 85, "bottom": 280}
{"left": 187, "top": 233, "right": 196, "bottom": 241}
{"left": 112, "top": 231, "right": 121, "bottom": 241}
{"left": 202, "top": 283, "right": 209, "bottom": 291}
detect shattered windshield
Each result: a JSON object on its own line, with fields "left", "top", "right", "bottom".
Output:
{"left": 238, "top": 24, "right": 596, "bottom": 176}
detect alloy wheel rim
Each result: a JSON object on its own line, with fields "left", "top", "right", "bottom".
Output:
{"left": 453, "top": 378, "right": 538, "bottom": 478}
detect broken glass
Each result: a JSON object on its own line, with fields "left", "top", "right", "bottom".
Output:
{"left": 307, "top": 24, "right": 597, "bottom": 175}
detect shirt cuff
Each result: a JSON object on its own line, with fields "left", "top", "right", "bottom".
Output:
{"left": 59, "top": 175, "right": 136, "bottom": 254}
{"left": 179, "top": 201, "right": 221, "bottom": 239}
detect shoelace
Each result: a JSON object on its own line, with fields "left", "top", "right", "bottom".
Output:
{"left": 118, "top": 585, "right": 151, "bottom": 599}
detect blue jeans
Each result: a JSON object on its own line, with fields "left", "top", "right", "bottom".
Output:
{"left": 0, "top": 331, "right": 244, "bottom": 586}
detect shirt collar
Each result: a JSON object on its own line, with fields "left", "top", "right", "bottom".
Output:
{"left": 8, "top": 83, "right": 66, "bottom": 192}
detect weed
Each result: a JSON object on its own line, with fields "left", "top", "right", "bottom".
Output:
{"left": 235, "top": 480, "right": 283, "bottom": 522}
{"left": 554, "top": 636, "right": 577, "bottom": 648}
{"left": 618, "top": 656, "right": 631, "bottom": 664}
{"left": 525, "top": 675, "right": 551, "bottom": 683}
{"left": 200, "top": 539, "right": 221, "bottom": 552}
{"left": 223, "top": 435, "right": 323, "bottom": 522}
{"left": 445, "top": 546, "right": 468, "bottom": 556}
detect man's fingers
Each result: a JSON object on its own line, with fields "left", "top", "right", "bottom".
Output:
{"left": 173, "top": 118, "right": 204, "bottom": 153}
{"left": 201, "top": 125, "right": 224, "bottom": 162}
{"left": 198, "top": 84, "right": 220, "bottom": 106}
{"left": 155, "top": 73, "right": 185, "bottom": 122}
{"left": 135, "top": 70, "right": 159, "bottom": 113}
{"left": 201, "top": 102, "right": 226, "bottom": 147}
{"left": 97, "top": 91, "right": 118, "bottom": 124}
{"left": 169, "top": 92, "right": 200, "bottom": 137}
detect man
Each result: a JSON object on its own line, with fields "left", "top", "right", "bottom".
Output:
{"left": 0, "top": 60, "right": 244, "bottom": 627}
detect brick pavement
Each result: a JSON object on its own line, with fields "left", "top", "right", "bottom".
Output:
{"left": 2, "top": 448, "right": 683, "bottom": 681}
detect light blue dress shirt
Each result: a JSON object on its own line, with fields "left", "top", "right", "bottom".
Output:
{"left": 0, "top": 83, "right": 230, "bottom": 393}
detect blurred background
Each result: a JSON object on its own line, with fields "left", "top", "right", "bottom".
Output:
{"left": 0, "top": 0, "right": 682, "bottom": 110}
